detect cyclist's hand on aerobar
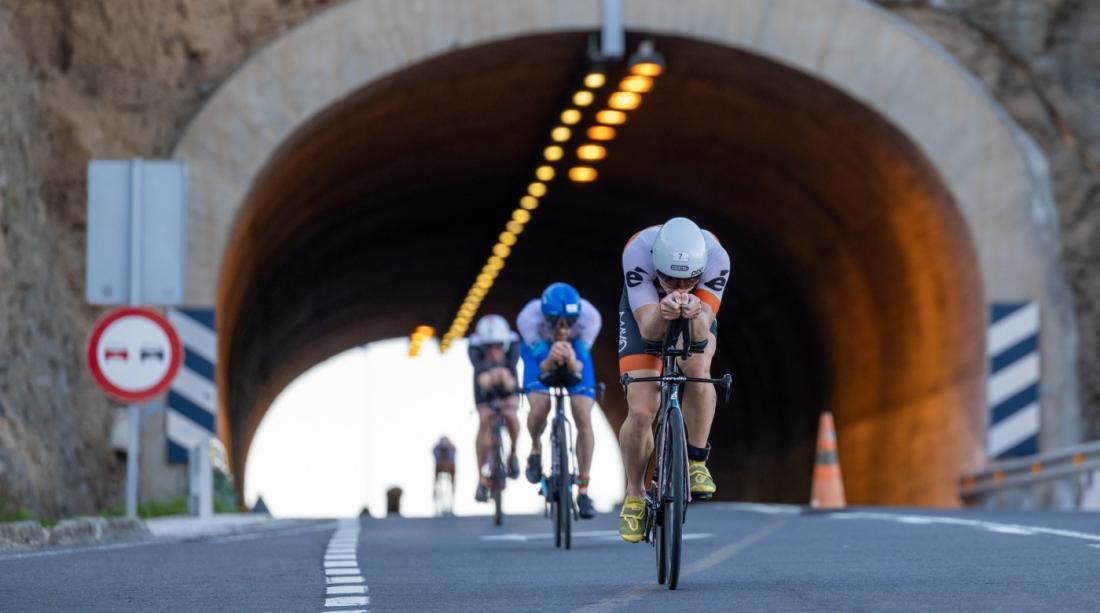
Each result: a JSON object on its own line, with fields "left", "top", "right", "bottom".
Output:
{"left": 659, "top": 292, "right": 684, "bottom": 320}
{"left": 679, "top": 293, "right": 702, "bottom": 320}
{"left": 549, "top": 341, "right": 574, "bottom": 364}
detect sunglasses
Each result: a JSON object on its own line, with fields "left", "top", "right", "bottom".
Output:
{"left": 545, "top": 316, "right": 578, "bottom": 327}
{"left": 484, "top": 343, "right": 505, "bottom": 351}
{"left": 656, "top": 271, "right": 702, "bottom": 288}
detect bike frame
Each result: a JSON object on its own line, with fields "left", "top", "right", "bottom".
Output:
{"left": 620, "top": 317, "right": 732, "bottom": 589}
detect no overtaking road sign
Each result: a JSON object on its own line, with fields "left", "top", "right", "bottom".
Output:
{"left": 87, "top": 307, "right": 182, "bottom": 403}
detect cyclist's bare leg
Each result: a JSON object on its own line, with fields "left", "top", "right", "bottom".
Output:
{"left": 619, "top": 372, "right": 660, "bottom": 499}
{"left": 525, "top": 392, "right": 551, "bottom": 454}
{"left": 679, "top": 331, "right": 717, "bottom": 449}
{"left": 475, "top": 405, "right": 493, "bottom": 484}
{"left": 570, "top": 395, "right": 595, "bottom": 493}
{"left": 501, "top": 395, "right": 520, "bottom": 456}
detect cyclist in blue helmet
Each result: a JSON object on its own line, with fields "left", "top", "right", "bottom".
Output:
{"left": 515, "top": 282, "right": 602, "bottom": 519}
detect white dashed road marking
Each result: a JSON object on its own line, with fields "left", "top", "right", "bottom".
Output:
{"left": 322, "top": 519, "right": 369, "bottom": 612}
{"left": 830, "top": 512, "right": 1100, "bottom": 549}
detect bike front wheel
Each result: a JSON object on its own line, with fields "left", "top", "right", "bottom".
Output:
{"left": 655, "top": 499, "right": 667, "bottom": 584}
{"left": 665, "top": 408, "right": 686, "bottom": 589}
{"left": 556, "top": 419, "right": 572, "bottom": 550}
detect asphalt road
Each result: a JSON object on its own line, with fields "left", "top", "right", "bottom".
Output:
{"left": 2, "top": 504, "right": 1098, "bottom": 612}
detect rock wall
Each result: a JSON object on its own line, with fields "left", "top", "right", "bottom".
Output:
{"left": 0, "top": 0, "right": 345, "bottom": 518}
{"left": 0, "top": 0, "right": 1095, "bottom": 515}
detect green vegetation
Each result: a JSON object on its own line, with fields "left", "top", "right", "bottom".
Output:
{"left": 0, "top": 506, "right": 35, "bottom": 523}
{"left": 100, "top": 496, "right": 189, "bottom": 519}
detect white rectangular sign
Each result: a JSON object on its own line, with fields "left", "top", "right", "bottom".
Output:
{"left": 86, "top": 159, "right": 186, "bottom": 305}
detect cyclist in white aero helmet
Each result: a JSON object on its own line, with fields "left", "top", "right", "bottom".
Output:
{"left": 616, "top": 217, "right": 731, "bottom": 543}
{"left": 467, "top": 314, "right": 522, "bottom": 503}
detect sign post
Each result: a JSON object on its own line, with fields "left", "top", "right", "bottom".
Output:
{"left": 87, "top": 157, "right": 185, "bottom": 518}
{"left": 87, "top": 308, "right": 182, "bottom": 517}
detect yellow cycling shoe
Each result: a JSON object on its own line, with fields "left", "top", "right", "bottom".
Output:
{"left": 618, "top": 496, "right": 647, "bottom": 543}
{"left": 689, "top": 461, "right": 717, "bottom": 498}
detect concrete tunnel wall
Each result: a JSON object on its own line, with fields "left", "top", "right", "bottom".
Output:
{"left": 173, "top": 0, "right": 1076, "bottom": 506}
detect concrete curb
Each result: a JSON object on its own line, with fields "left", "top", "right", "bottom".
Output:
{"left": 0, "top": 521, "right": 49, "bottom": 549}
{"left": 0, "top": 516, "right": 152, "bottom": 550}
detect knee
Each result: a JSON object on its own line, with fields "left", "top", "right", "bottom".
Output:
{"left": 478, "top": 411, "right": 492, "bottom": 428}
{"left": 626, "top": 407, "right": 656, "bottom": 432}
{"left": 681, "top": 354, "right": 712, "bottom": 378}
{"left": 572, "top": 406, "right": 593, "bottom": 430}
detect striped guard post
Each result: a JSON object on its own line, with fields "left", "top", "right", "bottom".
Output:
{"left": 987, "top": 302, "right": 1040, "bottom": 458}
{"left": 166, "top": 308, "right": 217, "bottom": 463}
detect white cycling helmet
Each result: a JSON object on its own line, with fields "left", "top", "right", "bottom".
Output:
{"left": 652, "top": 217, "right": 707, "bottom": 279}
{"left": 474, "top": 314, "right": 512, "bottom": 350}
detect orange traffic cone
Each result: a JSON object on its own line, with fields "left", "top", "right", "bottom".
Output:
{"left": 810, "top": 412, "right": 846, "bottom": 509}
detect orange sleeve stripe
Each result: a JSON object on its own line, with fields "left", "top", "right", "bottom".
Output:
{"left": 619, "top": 354, "right": 662, "bottom": 374}
{"left": 695, "top": 288, "right": 721, "bottom": 315}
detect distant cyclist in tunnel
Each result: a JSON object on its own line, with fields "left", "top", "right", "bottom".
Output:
{"left": 467, "top": 314, "right": 522, "bottom": 503}
{"left": 617, "top": 217, "right": 731, "bottom": 543}
{"left": 517, "top": 282, "right": 602, "bottom": 519}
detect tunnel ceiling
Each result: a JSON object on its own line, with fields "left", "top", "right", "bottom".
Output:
{"left": 222, "top": 32, "right": 983, "bottom": 505}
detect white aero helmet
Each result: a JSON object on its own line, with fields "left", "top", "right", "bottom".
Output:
{"left": 652, "top": 217, "right": 707, "bottom": 279}
{"left": 474, "top": 314, "right": 512, "bottom": 350}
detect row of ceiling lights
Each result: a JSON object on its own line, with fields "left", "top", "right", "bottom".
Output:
{"left": 407, "top": 325, "right": 436, "bottom": 357}
{"left": 412, "top": 41, "right": 665, "bottom": 355}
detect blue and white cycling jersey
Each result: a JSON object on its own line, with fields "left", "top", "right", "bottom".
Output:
{"left": 516, "top": 298, "right": 601, "bottom": 398}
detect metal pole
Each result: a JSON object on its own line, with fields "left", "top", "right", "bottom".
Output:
{"left": 601, "top": 0, "right": 624, "bottom": 58}
{"left": 126, "top": 158, "right": 144, "bottom": 519}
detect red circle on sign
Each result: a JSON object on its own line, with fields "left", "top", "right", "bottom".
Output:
{"left": 86, "top": 307, "right": 182, "bottom": 403}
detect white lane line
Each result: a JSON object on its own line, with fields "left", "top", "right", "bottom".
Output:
{"left": 573, "top": 518, "right": 790, "bottom": 613}
{"left": 830, "top": 512, "right": 1100, "bottom": 546}
{"left": 325, "top": 567, "right": 361, "bottom": 576}
{"left": 482, "top": 530, "right": 713, "bottom": 543}
{"left": 325, "top": 596, "right": 370, "bottom": 607}
{"left": 482, "top": 529, "right": 619, "bottom": 542}
{"left": 327, "top": 576, "right": 365, "bottom": 584}
{"left": 323, "top": 598, "right": 367, "bottom": 607}
{"left": 323, "top": 521, "right": 368, "bottom": 611}
{"left": 593, "top": 533, "right": 715, "bottom": 542}
{"left": 708, "top": 502, "right": 802, "bottom": 515}
{"left": 327, "top": 585, "right": 367, "bottom": 595}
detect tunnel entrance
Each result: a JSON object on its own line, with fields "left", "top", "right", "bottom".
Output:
{"left": 219, "top": 32, "right": 983, "bottom": 506}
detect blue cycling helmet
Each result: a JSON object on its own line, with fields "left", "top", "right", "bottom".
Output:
{"left": 541, "top": 282, "right": 581, "bottom": 321}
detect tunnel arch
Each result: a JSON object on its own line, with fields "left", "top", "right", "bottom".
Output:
{"left": 174, "top": 0, "right": 1075, "bottom": 505}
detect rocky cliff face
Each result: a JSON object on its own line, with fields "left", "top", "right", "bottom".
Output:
{"left": 0, "top": 0, "right": 1096, "bottom": 516}
{"left": 0, "top": 0, "right": 344, "bottom": 518}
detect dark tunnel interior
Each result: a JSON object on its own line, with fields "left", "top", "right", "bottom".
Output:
{"left": 219, "top": 32, "right": 985, "bottom": 506}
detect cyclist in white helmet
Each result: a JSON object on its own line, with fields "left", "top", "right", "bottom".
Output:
{"left": 467, "top": 314, "right": 522, "bottom": 502}
{"left": 616, "top": 217, "right": 731, "bottom": 543}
